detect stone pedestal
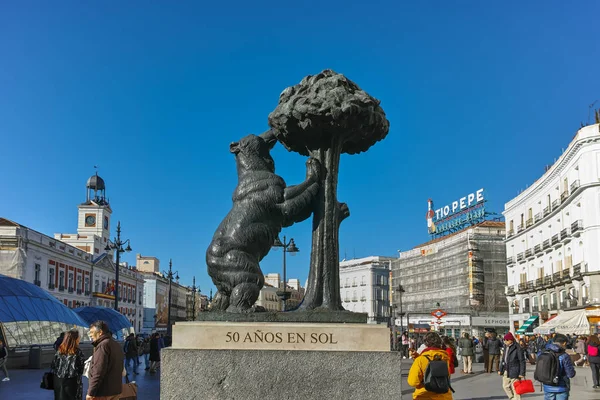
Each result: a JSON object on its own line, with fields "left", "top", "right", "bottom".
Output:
{"left": 160, "top": 321, "right": 401, "bottom": 399}
{"left": 161, "top": 349, "right": 402, "bottom": 400}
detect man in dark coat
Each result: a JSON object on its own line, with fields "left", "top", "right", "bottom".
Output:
{"left": 499, "top": 332, "right": 526, "bottom": 400}
{"left": 487, "top": 333, "right": 502, "bottom": 373}
{"left": 483, "top": 332, "right": 490, "bottom": 369}
{"left": 124, "top": 333, "right": 139, "bottom": 377}
{"left": 87, "top": 321, "right": 124, "bottom": 400}
{"left": 53, "top": 332, "right": 65, "bottom": 351}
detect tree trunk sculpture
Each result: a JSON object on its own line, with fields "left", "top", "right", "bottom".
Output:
{"left": 268, "top": 70, "right": 390, "bottom": 310}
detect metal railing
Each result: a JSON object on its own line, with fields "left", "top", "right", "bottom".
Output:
{"left": 534, "top": 244, "right": 542, "bottom": 254}
{"left": 507, "top": 229, "right": 515, "bottom": 237}
{"left": 506, "top": 286, "right": 515, "bottom": 296}
{"left": 552, "top": 199, "right": 560, "bottom": 211}
{"left": 552, "top": 271, "right": 562, "bottom": 281}
{"left": 525, "top": 249, "right": 533, "bottom": 258}
{"left": 543, "top": 239, "right": 551, "bottom": 249}
{"left": 517, "top": 224, "right": 524, "bottom": 233}
{"left": 534, "top": 212, "right": 543, "bottom": 223}
{"left": 571, "top": 220, "right": 583, "bottom": 233}
{"left": 543, "top": 207, "right": 551, "bottom": 217}
{"left": 561, "top": 191, "right": 569, "bottom": 202}
{"left": 507, "top": 256, "right": 515, "bottom": 265}
{"left": 526, "top": 218, "right": 534, "bottom": 228}
{"left": 517, "top": 252, "right": 525, "bottom": 262}
{"left": 518, "top": 282, "right": 528, "bottom": 292}
{"left": 551, "top": 234, "right": 559, "bottom": 245}
{"left": 570, "top": 180, "right": 580, "bottom": 192}
{"left": 535, "top": 278, "right": 544, "bottom": 288}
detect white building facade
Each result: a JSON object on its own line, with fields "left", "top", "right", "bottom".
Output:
{"left": 339, "top": 256, "right": 394, "bottom": 324}
{"left": 0, "top": 173, "right": 145, "bottom": 331}
{"left": 504, "top": 123, "right": 600, "bottom": 333}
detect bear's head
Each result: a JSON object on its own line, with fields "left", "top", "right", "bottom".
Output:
{"left": 230, "top": 132, "right": 276, "bottom": 173}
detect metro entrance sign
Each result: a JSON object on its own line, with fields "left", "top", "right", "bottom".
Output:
{"left": 431, "top": 309, "right": 447, "bottom": 319}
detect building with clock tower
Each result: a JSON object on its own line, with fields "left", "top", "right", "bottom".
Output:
{"left": 1, "top": 172, "right": 145, "bottom": 332}
{"left": 56, "top": 173, "right": 111, "bottom": 256}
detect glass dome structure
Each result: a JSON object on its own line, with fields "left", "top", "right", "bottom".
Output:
{"left": 0, "top": 274, "right": 88, "bottom": 348}
{"left": 74, "top": 306, "right": 133, "bottom": 340}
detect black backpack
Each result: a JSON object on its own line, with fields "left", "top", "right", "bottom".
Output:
{"left": 423, "top": 354, "right": 455, "bottom": 394}
{"left": 534, "top": 350, "right": 560, "bottom": 385}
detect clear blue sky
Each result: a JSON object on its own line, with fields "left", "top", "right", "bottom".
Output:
{"left": 1, "top": 1, "right": 599, "bottom": 295}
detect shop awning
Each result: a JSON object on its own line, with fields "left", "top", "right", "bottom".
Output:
{"left": 516, "top": 315, "right": 539, "bottom": 334}
{"left": 533, "top": 310, "right": 590, "bottom": 335}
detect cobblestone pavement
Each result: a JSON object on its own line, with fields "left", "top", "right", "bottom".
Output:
{"left": 0, "top": 358, "right": 160, "bottom": 400}
{"left": 400, "top": 358, "right": 599, "bottom": 400}
{"left": 1, "top": 355, "right": 598, "bottom": 400}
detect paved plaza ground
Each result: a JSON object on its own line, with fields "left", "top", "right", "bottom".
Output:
{"left": 1, "top": 356, "right": 598, "bottom": 399}
{"left": 0, "top": 357, "right": 160, "bottom": 400}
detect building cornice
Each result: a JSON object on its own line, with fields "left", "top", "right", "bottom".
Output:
{"left": 505, "top": 182, "right": 599, "bottom": 243}
{"left": 505, "top": 124, "right": 600, "bottom": 213}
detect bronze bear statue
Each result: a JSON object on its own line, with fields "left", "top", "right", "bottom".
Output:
{"left": 206, "top": 130, "right": 320, "bottom": 312}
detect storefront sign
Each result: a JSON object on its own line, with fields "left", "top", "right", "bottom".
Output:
{"left": 471, "top": 317, "right": 510, "bottom": 326}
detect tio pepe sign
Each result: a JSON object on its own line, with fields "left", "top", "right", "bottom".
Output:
{"left": 433, "top": 188, "right": 484, "bottom": 220}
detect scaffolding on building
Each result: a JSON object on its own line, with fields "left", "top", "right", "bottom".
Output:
{"left": 391, "top": 221, "right": 508, "bottom": 319}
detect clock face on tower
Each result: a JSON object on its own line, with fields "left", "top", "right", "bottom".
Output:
{"left": 85, "top": 215, "right": 96, "bottom": 227}
{"left": 104, "top": 216, "right": 109, "bottom": 230}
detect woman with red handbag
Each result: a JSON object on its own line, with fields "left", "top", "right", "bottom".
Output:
{"left": 499, "top": 333, "right": 529, "bottom": 399}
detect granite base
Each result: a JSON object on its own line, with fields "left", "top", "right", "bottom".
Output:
{"left": 161, "top": 348, "right": 402, "bottom": 400}
{"left": 196, "top": 309, "right": 367, "bottom": 323}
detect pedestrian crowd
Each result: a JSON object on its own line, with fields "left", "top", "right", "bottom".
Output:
{"left": 0, "top": 321, "right": 171, "bottom": 400}
{"left": 404, "top": 329, "right": 600, "bottom": 400}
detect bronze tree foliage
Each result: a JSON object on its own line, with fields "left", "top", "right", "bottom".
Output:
{"left": 268, "top": 70, "right": 390, "bottom": 310}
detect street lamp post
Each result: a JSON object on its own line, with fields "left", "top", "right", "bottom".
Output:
{"left": 272, "top": 235, "right": 299, "bottom": 311}
{"left": 104, "top": 221, "right": 132, "bottom": 312}
{"left": 163, "top": 259, "right": 179, "bottom": 337}
{"left": 190, "top": 276, "right": 199, "bottom": 321}
{"left": 397, "top": 284, "right": 405, "bottom": 334}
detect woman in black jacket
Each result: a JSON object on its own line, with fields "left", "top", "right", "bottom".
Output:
{"left": 51, "top": 329, "right": 85, "bottom": 400}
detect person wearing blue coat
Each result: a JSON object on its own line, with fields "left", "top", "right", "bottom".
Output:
{"left": 539, "top": 334, "right": 576, "bottom": 400}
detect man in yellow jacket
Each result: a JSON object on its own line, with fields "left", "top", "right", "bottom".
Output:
{"left": 408, "top": 332, "right": 454, "bottom": 400}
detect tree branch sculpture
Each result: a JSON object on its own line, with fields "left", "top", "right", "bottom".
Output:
{"left": 268, "top": 70, "right": 389, "bottom": 310}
